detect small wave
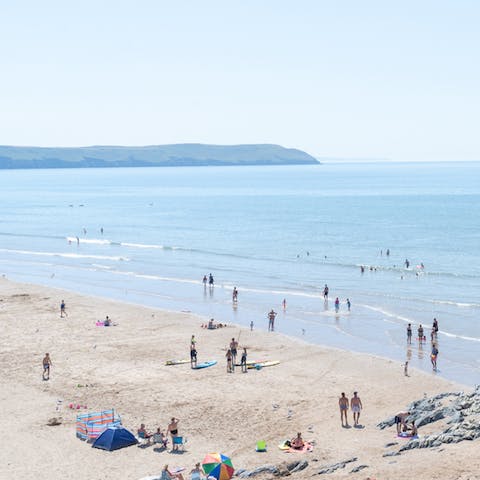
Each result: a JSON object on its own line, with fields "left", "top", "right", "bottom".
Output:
{"left": 0, "top": 248, "right": 129, "bottom": 262}
{"left": 66, "top": 237, "right": 111, "bottom": 245}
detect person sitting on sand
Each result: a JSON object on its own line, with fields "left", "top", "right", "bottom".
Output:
{"left": 208, "top": 318, "right": 215, "bottom": 329}
{"left": 104, "top": 316, "right": 111, "bottom": 326}
{"left": 161, "top": 464, "right": 184, "bottom": 480}
{"left": 190, "top": 463, "right": 205, "bottom": 480}
{"left": 409, "top": 420, "right": 418, "bottom": 436}
{"left": 138, "top": 423, "right": 153, "bottom": 443}
{"left": 290, "top": 432, "right": 305, "bottom": 450}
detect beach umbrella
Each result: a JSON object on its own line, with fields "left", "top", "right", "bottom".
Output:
{"left": 202, "top": 453, "right": 234, "bottom": 480}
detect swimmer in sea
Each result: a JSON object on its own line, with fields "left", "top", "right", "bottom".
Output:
{"left": 346, "top": 298, "right": 351, "bottom": 311}
{"left": 334, "top": 297, "right": 340, "bottom": 313}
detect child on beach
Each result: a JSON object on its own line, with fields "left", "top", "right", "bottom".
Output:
{"left": 404, "top": 361, "right": 409, "bottom": 376}
{"left": 60, "top": 300, "right": 67, "bottom": 317}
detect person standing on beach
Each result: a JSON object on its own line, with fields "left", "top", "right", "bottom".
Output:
{"left": 268, "top": 309, "right": 277, "bottom": 331}
{"left": 202, "top": 275, "right": 207, "bottom": 286}
{"left": 232, "top": 287, "right": 238, "bottom": 303}
{"left": 167, "top": 418, "right": 180, "bottom": 450}
{"left": 334, "top": 297, "right": 340, "bottom": 313}
{"left": 230, "top": 338, "right": 238, "bottom": 367}
{"left": 282, "top": 298, "right": 287, "bottom": 310}
{"left": 208, "top": 273, "right": 214, "bottom": 287}
{"left": 407, "top": 323, "right": 412, "bottom": 344}
{"left": 404, "top": 361, "right": 409, "bottom": 376}
{"left": 339, "top": 392, "right": 349, "bottom": 427}
{"left": 226, "top": 349, "right": 233, "bottom": 373}
{"left": 60, "top": 300, "right": 67, "bottom": 318}
{"left": 418, "top": 324, "right": 424, "bottom": 343}
{"left": 190, "top": 343, "right": 197, "bottom": 368}
{"left": 432, "top": 318, "right": 439, "bottom": 333}
{"left": 250, "top": 320, "right": 254, "bottom": 331}
{"left": 323, "top": 284, "right": 329, "bottom": 300}
{"left": 431, "top": 344, "right": 439, "bottom": 370}
{"left": 386, "top": 249, "right": 390, "bottom": 256}
{"left": 350, "top": 391, "right": 363, "bottom": 427}
{"left": 240, "top": 348, "right": 248, "bottom": 373}
{"left": 42, "top": 353, "right": 52, "bottom": 380}
{"left": 346, "top": 298, "right": 351, "bottom": 311}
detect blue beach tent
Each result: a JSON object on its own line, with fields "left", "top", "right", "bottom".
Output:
{"left": 92, "top": 426, "right": 138, "bottom": 451}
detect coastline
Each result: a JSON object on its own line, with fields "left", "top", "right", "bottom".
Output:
{"left": 1, "top": 276, "right": 479, "bottom": 480}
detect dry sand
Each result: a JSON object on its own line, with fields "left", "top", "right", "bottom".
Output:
{"left": 0, "top": 277, "right": 479, "bottom": 480}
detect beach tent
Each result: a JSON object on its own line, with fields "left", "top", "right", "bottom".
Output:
{"left": 92, "top": 426, "right": 137, "bottom": 451}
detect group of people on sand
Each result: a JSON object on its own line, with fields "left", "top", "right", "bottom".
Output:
{"left": 406, "top": 318, "right": 440, "bottom": 370}
{"left": 138, "top": 417, "right": 181, "bottom": 451}
{"left": 338, "top": 392, "right": 363, "bottom": 427}
{"left": 225, "top": 337, "right": 248, "bottom": 373}
{"left": 202, "top": 274, "right": 215, "bottom": 288}
{"left": 201, "top": 318, "right": 227, "bottom": 329}
{"left": 160, "top": 461, "right": 211, "bottom": 480}
{"left": 395, "top": 410, "right": 418, "bottom": 437}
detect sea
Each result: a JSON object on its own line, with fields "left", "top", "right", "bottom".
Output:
{"left": 0, "top": 161, "right": 479, "bottom": 386}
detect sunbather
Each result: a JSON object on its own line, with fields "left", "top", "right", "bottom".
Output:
{"left": 138, "top": 423, "right": 153, "bottom": 443}
{"left": 153, "top": 428, "right": 168, "bottom": 448}
{"left": 161, "top": 464, "right": 184, "bottom": 480}
{"left": 290, "top": 432, "right": 305, "bottom": 450}
{"left": 190, "top": 462, "right": 205, "bottom": 480}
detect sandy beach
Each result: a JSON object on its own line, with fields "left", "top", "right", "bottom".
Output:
{"left": 1, "top": 276, "right": 479, "bottom": 480}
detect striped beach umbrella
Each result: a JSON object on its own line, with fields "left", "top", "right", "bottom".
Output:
{"left": 202, "top": 453, "right": 234, "bottom": 480}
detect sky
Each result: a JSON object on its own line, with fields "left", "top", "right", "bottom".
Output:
{"left": 0, "top": 0, "right": 479, "bottom": 161}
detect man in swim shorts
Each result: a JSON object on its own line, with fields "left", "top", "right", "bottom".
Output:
{"left": 60, "top": 300, "right": 67, "bottom": 318}
{"left": 395, "top": 411, "right": 410, "bottom": 434}
{"left": 42, "top": 353, "right": 52, "bottom": 380}
{"left": 350, "top": 391, "right": 363, "bottom": 426}
{"left": 167, "top": 418, "right": 180, "bottom": 450}
{"left": 190, "top": 344, "right": 197, "bottom": 368}
{"left": 268, "top": 309, "right": 277, "bottom": 331}
{"left": 339, "top": 392, "right": 349, "bottom": 427}
{"left": 407, "top": 323, "right": 412, "bottom": 344}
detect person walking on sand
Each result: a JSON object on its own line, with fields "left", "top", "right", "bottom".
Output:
{"left": 282, "top": 298, "right": 287, "bottom": 310}
{"left": 350, "top": 391, "right": 363, "bottom": 426}
{"left": 167, "top": 418, "right": 180, "bottom": 450}
{"left": 404, "top": 361, "right": 409, "bottom": 376}
{"left": 208, "top": 273, "right": 214, "bottom": 287}
{"left": 42, "top": 353, "right": 52, "bottom": 380}
{"left": 240, "top": 347, "right": 248, "bottom": 373}
{"left": 60, "top": 300, "right": 67, "bottom": 318}
{"left": 268, "top": 309, "right": 277, "bottom": 331}
{"left": 346, "top": 298, "right": 351, "bottom": 311}
{"left": 339, "top": 392, "right": 349, "bottom": 427}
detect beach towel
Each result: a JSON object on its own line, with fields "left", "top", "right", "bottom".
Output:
{"left": 285, "top": 442, "right": 313, "bottom": 453}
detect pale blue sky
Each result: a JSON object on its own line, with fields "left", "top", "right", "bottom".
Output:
{"left": 1, "top": 0, "right": 479, "bottom": 160}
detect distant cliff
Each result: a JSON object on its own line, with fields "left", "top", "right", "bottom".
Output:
{"left": 0, "top": 144, "right": 319, "bottom": 169}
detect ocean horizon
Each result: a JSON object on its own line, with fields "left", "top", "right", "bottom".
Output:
{"left": 1, "top": 161, "right": 479, "bottom": 386}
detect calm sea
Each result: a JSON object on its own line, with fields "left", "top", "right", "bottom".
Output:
{"left": 0, "top": 162, "right": 479, "bottom": 385}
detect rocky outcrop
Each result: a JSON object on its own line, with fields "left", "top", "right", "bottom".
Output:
{"left": 235, "top": 460, "right": 308, "bottom": 478}
{"left": 316, "top": 457, "right": 358, "bottom": 475}
{"left": 380, "top": 385, "right": 480, "bottom": 453}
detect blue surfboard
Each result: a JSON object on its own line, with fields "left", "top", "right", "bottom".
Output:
{"left": 193, "top": 360, "right": 217, "bottom": 369}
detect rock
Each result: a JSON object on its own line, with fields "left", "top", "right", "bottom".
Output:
{"left": 288, "top": 460, "right": 308, "bottom": 473}
{"left": 382, "top": 452, "right": 401, "bottom": 457}
{"left": 236, "top": 465, "right": 279, "bottom": 478}
{"left": 384, "top": 442, "right": 398, "bottom": 448}
{"left": 350, "top": 465, "right": 368, "bottom": 473}
{"left": 47, "top": 417, "right": 62, "bottom": 426}
{"left": 316, "top": 457, "right": 357, "bottom": 475}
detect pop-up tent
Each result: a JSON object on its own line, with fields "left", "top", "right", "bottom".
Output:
{"left": 92, "top": 426, "right": 137, "bottom": 451}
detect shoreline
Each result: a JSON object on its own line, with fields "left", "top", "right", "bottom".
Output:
{"left": 1, "top": 276, "right": 478, "bottom": 480}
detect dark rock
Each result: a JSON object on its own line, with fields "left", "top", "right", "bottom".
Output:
{"left": 384, "top": 442, "right": 398, "bottom": 448}
{"left": 316, "top": 457, "right": 357, "bottom": 475}
{"left": 350, "top": 465, "right": 368, "bottom": 473}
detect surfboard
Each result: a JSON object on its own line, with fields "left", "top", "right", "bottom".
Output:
{"left": 193, "top": 360, "right": 217, "bottom": 369}
{"left": 165, "top": 359, "right": 190, "bottom": 366}
{"left": 248, "top": 360, "right": 280, "bottom": 369}
{"left": 234, "top": 360, "right": 266, "bottom": 367}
